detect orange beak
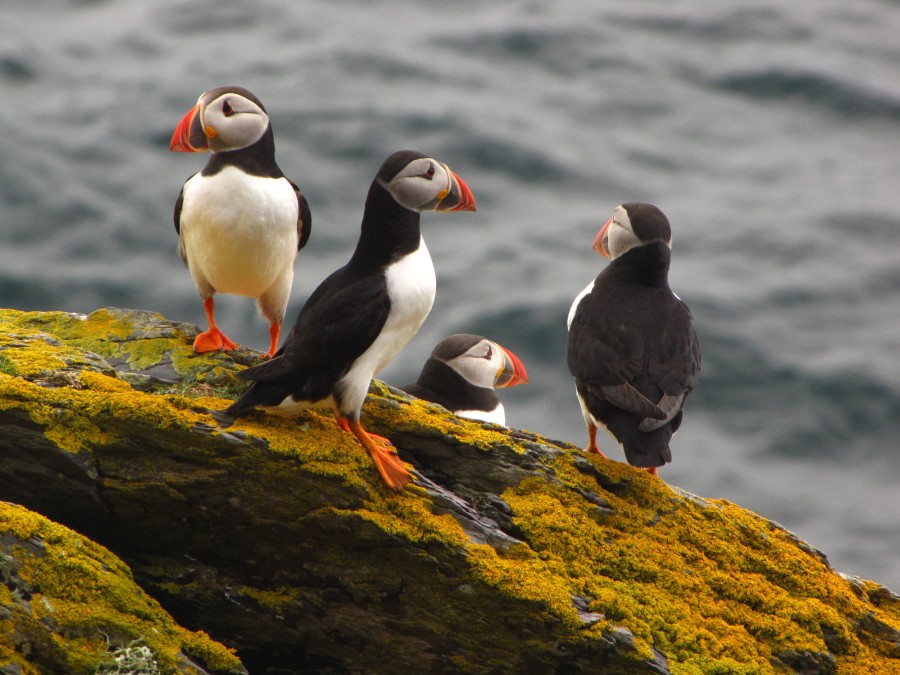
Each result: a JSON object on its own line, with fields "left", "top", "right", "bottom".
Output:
{"left": 593, "top": 217, "right": 613, "bottom": 258}
{"left": 436, "top": 170, "right": 477, "bottom": 212}
{"left": 494, "top": 345, "right": 528, "bottom": 388}
{"left": 170, "top": 104, "right": 208, "bottom": 153}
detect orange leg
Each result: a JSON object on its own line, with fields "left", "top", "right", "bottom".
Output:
{"left": 193, "top": 297, "right": 239, "bottom": 353}
{"left": 264, "top": 322, "right": 282, "bottom": 359}
{"left": 585, "top": 422, "right": 607, "bottom": 458}
{"left": 337, "top": 417, "right": 410, "bottom": 491}
{"left": 643, "top": 467, "right": 659, "bottom": 477}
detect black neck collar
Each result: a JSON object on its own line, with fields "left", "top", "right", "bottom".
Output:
{"left": 201, "top": 127, "right": 284, "bottom": 179}
{"left": 608, "top": 241, "right": 671, "bottom": 288}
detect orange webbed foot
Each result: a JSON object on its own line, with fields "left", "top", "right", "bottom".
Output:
{"left": 340, "top": 418, "right": 411, "bottom": 490}
{"left": 193, "top": 327, "right": 239, "bottom": 353}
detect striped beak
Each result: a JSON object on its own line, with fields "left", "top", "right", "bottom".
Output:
{"left": 592, "top": 217, "right": 613, "bottom": 259}
{"left": 170, "top": 103, "right": 209, "bottom": 153}
{"left": 435, "top": 169, "right": 477, "bottom": 212}
{"left": 494, "top": 344, "right": 528, "bottom": 388}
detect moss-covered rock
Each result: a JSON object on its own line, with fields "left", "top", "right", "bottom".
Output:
{"left": 0, "top": 501, "right": 245, "bottom": 675}
{"left": 0, "top": 307, "right": 898, "bottom": 674}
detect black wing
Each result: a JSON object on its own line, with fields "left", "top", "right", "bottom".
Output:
{"left": 292, "top": 181, "right": 312, "bottom": 251}
{"left": 567, "top": 289, "right": 641, "bottom": 387}
{"left": 237, "top": 268, "right": 391, "bottom": 386}
{"left": 650, "top": 300, "right": 701, "bottom": 397}
{"left": 173, "top": 187, "right": 184, "bottom": 235}
{"left": 567, "top": 288, "right": 700, "bottom": 417}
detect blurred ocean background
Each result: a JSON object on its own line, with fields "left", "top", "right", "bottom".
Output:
{"left": 2, "top": 1, "right": 899, "bottom": 591}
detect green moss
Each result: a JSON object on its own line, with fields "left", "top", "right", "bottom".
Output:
{"left": 0, "top": 353, "right": 15, "bottom": 376}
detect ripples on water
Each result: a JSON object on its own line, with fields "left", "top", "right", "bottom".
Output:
{"left": 1, "top": 0, "right": 899, "bottom": 589}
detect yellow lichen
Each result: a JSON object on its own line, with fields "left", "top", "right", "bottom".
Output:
{"left": 2, "top": 307, "right": 900, "bottom": 673}
{"left": 78, "top": 369, "right": 134, "bottom": 393}
{"left": 467, "top": 543, "right": 582, "bottom": 627}
{"left": 0, "top": 502, "right": 243, "bottom": 674}
{"left": 346, "top": 497, "right": 472, "bottom": 549}
{"left": 240, "top": 585, "right": 302, "bottom": 614}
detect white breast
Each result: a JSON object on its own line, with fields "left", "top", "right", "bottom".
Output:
{"left": 337, "top": 238, "right": 436, "bottom": 415}
{"left": 456, "top": 403, "right": 506, "bottom": 426}
{"left": 567, "top": 279, "right": 596, "bottom": 330}
{"left": 180, "top": 166, "right": 299, "bottom": 298}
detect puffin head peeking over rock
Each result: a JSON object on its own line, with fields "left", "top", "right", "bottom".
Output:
{"left": 566, "top": 203, "right": 700, "bottom": 476}
{"left": 401, "top": 334, "right": 528, "bottom": 426}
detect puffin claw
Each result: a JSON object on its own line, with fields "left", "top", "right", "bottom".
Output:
{"left": 339, "top": 418, "right": 410, "bottom": 490}
{"left": 193, "top": 328, "right": 239, "bottom": 353}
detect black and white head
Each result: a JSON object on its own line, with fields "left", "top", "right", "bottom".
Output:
{"left": 432, "top": 334, "right": 528, "bottom": 389}
{"left": 593, "top": 203, "right": 672, "bottom": 260}
{"left": 170, "top": 86, "right": 271, "bottom": 154}
{"left": 375, "top": 150, "right": 476, "bottom": 213}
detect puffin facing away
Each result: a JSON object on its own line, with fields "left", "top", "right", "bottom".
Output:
{"left": 170, "top": 86, "right": 311, "bottom": 357}
{"left": 566, "top": 203, "right": 700, "bottom": 475}
{"left": 401, "top": 334, "right": 528, "bottom": 425}
{"left": 226, "top": 151, "right": 476, "bottom": 490}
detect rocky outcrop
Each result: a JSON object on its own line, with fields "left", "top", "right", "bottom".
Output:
{"left": 0, "top": 501, "right": 245, "bottom": 674}
{"left": 0, "top": 307, "right": 898, "bottom": 674}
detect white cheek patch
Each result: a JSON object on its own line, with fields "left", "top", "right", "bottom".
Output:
{"left": 387, "top": 161, "right": 449, "bottom": 212}
{"left": 450, "top": 353, "right": 500, "bottom": 389}
{"left": 607, "top": 224, "right": 636, "bottom": 259}
{"left": 389, "top": 180, "right": 423, "bottom": 210}
{"left": 219, "top": 114, "right": 268, "bottom": 150}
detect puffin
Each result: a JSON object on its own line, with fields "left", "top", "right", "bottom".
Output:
{"left": 401, "top": 334, "right": 528, "bottom": 425}
{"left": 170, "top": 86, "right": 311, "bottom": 358}
{"left": 566, "top": 203, "right": 700, "bottom": 475}
{"left": 226, "top": 150, "right": 476, "bottom": 490}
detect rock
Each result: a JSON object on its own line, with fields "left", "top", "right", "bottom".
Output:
{"left": 1, "top": 307, "right": 899, "bottom": 674}
{"left": 0, "top": 501, "right": 245, "bottom": 674}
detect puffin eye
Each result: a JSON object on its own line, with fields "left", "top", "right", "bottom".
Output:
{"left": 222, "top": 100, "right": 235, "bottom": 117}
{"left": 424, "top": 163, "right": 435, "bottom": 180}
{"left": 483, "top": 346, "right": 493, "bottom": 360}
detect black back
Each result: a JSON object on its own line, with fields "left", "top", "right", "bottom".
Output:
{"left": 567, "top": 242, "right": 700, "bottom": 467}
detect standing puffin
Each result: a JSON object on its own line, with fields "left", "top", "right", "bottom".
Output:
{"left": 566, "top": 203, "right": 700, "bottom": 475}
{"left": 226, "top": 150, "right": 476, "bottom": 490}
{"left": 170, "top": 86, "right": 311, "bottom": 358}
{"left": 401, "top": 334, "right": 528, "bottom": 425}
